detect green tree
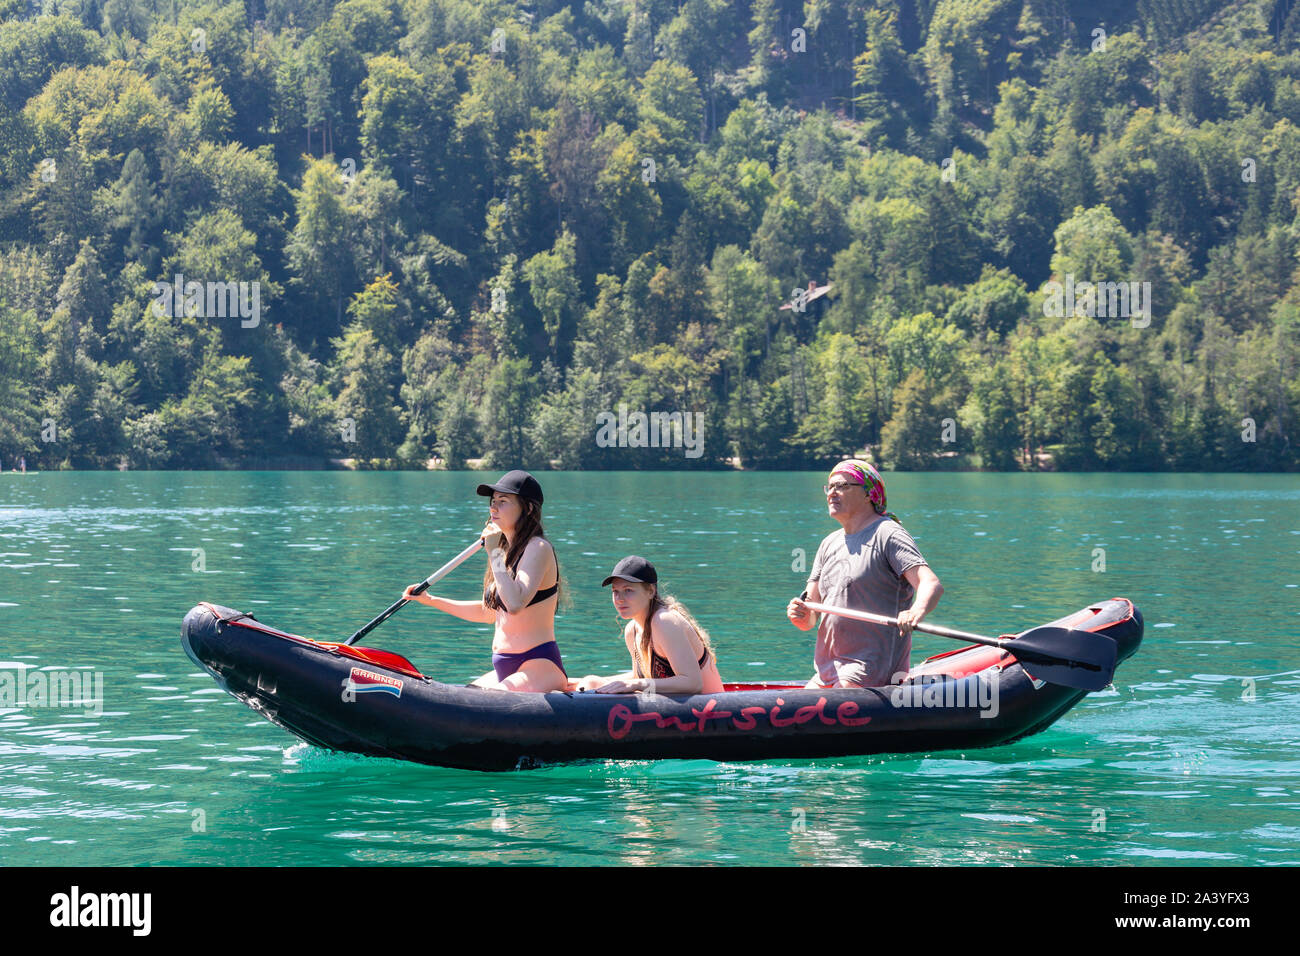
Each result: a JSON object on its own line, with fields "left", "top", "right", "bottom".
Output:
{"left": 1048, "top": 204, "right": 1134, "bottom": 287}
{"left": 277, "top": 327, "right": 338, "bottom": 456}
{"left": 99, "top": 148, "right": 160, "bottom": 273}
{"left": 395, "top": 324, "right": 455, "bottom": 465}
{"left": 286, "top": 157, "right": 359, "bottom": 339}
{"left": 922, "top": 0, "right": 1022, "bottom": 123}
{"left": 598, "top": 127, "right": 664, "bottom": 273}
{"left": 0, "top": 15, "right": 103, "bottom": 113}
{"left": 529, "top": 367, "right": 611, "bottom": 470}
{"left": 187, "top": 80, "right": 235, "bottom": 143}
{"left": 346, "top": 272, "right": 402, "bottom": 352}
{"left": 657, "top": 0, "right": 739, "bottom": 136}
{"left": 881, "top": 369, "right": 947, "bottom": 470}
{"left": 793, "top": 332, "right": 873, "bottom": 462}
{"left": 32, "top": 146, "right": 100, "bottom": 270}
{"left": 481, "top": 356, "right": 538, "bottom": 468}
{"left": 707, "top": 244, "right": 779, "bottom": 394}
{"left": 359, "top": 53, "right": 453, "bottom": 194}
{"left": 436, "top": 355, "right": 490, "bottom": 469}
{"left": 0, "top": 293, "right": 41, "bottom": 464}
{"left": 638, "top": 60, "right": 704, "bottom": 162}
{"left": 852, "top": 7, "right": 922, "bottom": 148}
{"left": 523, "top": 229, "right": 582, "bottom": 359}
{"left": 961, "top": 361, "right": 1021, "bottom": 469}
{"left": 885, "top": 311, "right": 965, "bottom": 387}
{"left": 332, "top": 326, "right": 401, "bottom": 464}
{"left": 24, "top": 62, "right": 169, "bottom": 175}
{"left": 945, "top": 266, "right": 1029, "bottom": 339}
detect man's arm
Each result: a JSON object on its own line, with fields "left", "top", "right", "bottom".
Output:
{"left": 787, "top": 579, "right": 823, "bottom": 631}
{"left": 896, "top": 565, "right": 943, "bottom": 637}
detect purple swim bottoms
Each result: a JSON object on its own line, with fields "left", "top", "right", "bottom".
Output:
{"left": 492, "top": 641, "right": 567, "bottom": 681}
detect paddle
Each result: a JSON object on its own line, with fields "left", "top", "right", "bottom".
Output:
{"left": 346, "top": 538, "right": 485, "bottom": 645}
{"left": 801, "top": 600, "right": 1117, "bottom": 691}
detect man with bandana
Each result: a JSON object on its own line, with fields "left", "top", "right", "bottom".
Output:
{"left": 786, "top": 460, "right": 944, "bottom": 688}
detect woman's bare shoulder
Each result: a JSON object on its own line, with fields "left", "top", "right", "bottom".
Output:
{"left": 519, "top": 536, "right": 556, "bottom": 574}
{"left": 523, "top": 536, "right": 554, "bottom": 557}
{"left": 652, "top": 605, "right": 693, "bottom": 638}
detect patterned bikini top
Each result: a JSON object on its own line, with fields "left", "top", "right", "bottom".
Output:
{"left": 634, "top": 642, "right": 709, "bottom": 680}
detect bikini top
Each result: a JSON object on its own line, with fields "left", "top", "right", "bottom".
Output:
{"left": 634, "top": 642, "right": 709, "bottom": 681}
{"left": 486, "top": 581, "right": 557, "bottom": 611}
{"left": 485, "top": 543, "right": 559, "bottom": 612}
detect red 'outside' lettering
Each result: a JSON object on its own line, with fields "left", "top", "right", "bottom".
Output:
{"left": 607, "top": 696, "right": 872, "bottom": 739}
{"left": 771, "top": 697, "right": 799, "bottom": 727}
{"left": 690, "top": 697, "right": 734, "bottom": 731}
{"left": 836, "top": 699, "right": 871, "bottom": 726}
{"left": 607, "top": 704, "right": 698, "bottom": 740}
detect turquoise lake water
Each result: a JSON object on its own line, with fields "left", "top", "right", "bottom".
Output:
{"left": 1, "top": 471, "right": 1297, "bottom": 865}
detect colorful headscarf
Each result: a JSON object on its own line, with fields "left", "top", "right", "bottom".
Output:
{"left": 829, "top": 459, "right": 899, "bottom": 523}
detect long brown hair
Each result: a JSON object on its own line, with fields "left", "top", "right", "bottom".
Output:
{"left": 482, "top": 498, "right": 560, "bottom": 608}
{"left": 632, "top": 585, "right": 714, "bottom": 678}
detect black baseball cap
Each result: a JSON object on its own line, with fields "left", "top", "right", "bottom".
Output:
{"left": 601, "top": 555, "right": 658, "bottom": 587}
{"left": 476, "top": 470, "right": 544, "bottom": 505}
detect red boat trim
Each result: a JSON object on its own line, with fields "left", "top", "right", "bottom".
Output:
{"left": 915, "top": 599, "right": 1136, "bottom": 678}
{"left": 198, "top": 602, "right": 426, "bottom": 679}
{"left": 194, "top": 597, "right": 1138, "bottom": 690}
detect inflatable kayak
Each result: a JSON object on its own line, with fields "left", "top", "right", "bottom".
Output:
{"left": 181, "top": 598, "right": 1142, "bottom": 771}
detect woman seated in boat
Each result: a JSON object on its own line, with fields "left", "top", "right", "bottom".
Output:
{"left": 402, "top": 470, "right": 567, "bottom": 692}
{"left": 572, "top": 556, "right": 723, "bottom": 696}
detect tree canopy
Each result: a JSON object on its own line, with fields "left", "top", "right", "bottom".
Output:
{"left": 1, "top": 0, "right": 1295, "bottom": 472}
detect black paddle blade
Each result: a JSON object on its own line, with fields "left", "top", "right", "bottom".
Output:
{"left": 1005, "top": 627, "right": 1118, "bottom": 692}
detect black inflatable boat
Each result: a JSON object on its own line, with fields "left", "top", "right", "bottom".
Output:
{"left": 181, "top": 598, "right": 1143, "bottom": 771}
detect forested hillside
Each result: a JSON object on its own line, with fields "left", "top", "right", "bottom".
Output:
{"left": 1, "top": 0, "right": 1297, "bottom": 470}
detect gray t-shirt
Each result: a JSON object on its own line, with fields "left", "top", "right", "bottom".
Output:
{"left": 807, "top": 517, "right": 927, "bottom": 687}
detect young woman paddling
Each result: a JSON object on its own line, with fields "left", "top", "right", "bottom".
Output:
{"left": 402, "top": 470, "right": 567, "bottom": 692}
{"left": 573, "top": 556, "right": 723, "bottom": 696}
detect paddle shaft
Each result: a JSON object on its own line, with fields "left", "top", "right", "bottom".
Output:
{"left": 346, "top": 539, "right": 485, "bottom": 645}
{"left": 800, "top": 600, "right": 1118, "bottom": 691}
{"left": 802, "top": 600, "right": 1012, "bottom": 650}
